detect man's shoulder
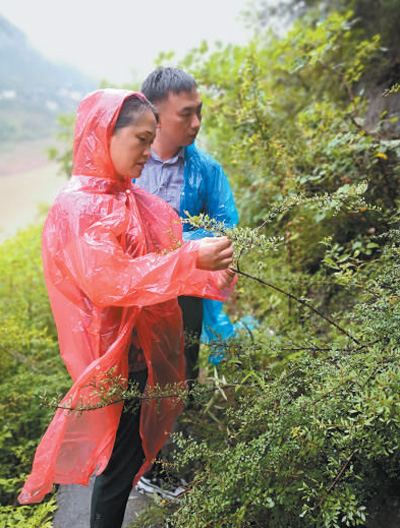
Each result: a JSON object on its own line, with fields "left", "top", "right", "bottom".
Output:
{"left": 185, "top": 144, "right": 223, "bottom": 171}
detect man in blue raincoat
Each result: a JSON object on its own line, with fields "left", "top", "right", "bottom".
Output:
{"left": 134, "top": 67, "right": 239, "bottom": 384}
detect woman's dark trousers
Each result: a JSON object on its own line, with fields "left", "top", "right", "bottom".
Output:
{"left": 90, "top": 369, "right": 148, "bottom": 528}
{"left": 178, "top": 295, "right": 203, "bottom": 387}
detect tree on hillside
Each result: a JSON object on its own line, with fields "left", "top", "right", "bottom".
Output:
{"left": 245, "top": 0, "right": 400, "bottom": 136}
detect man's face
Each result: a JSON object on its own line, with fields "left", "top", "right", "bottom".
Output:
{"left": 157, "top": 88, "right": 202, "bottom": 149}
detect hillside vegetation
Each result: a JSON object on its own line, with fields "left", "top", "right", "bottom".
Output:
{"left": 1, "top": 1, "right": 400, "bottom": 526}
{"left": 0, "top": 14, "right": 95, "bottom": 142}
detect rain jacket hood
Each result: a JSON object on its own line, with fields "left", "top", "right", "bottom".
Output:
{"left": 18, "top": 89, "right": 235, "bottom": 504}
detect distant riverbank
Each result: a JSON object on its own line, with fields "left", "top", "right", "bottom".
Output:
{"left": 0, "top": 138, "right": 66, "bottom": 242}
{"left": 0, "top": 137, "right": 62, "bottom": 177}
{"left": 0, "top": 162, "right": 66, "bottom": 243}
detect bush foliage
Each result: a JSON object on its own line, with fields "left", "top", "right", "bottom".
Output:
{"left": 2, "top": 2, "right": 400, "bottom": 527}
{"left": 0, "top": 225, "right": 70, "bottom": 525}
{"left": 130, "top": 5, "right": 400, "bottom": 528}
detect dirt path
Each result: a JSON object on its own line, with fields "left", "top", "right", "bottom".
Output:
{"left": 53, "top": 478, "right": 152, "bottom": 527}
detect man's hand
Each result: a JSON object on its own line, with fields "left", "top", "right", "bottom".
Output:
{"left": 196, "top": 237, "right": 234, "bottom": 271}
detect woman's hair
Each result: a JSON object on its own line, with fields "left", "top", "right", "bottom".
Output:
{"left": 113, "top": 95, "right": 158, "bottom": 133}
{"left": 141, "top": 67, "right": 197, "bottom": 104}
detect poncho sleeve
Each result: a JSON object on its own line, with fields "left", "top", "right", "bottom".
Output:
{"left": 48, "top": 189, "right": 234, "bottom": 309}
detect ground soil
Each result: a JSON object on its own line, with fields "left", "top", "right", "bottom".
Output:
{"left": 53, "top": 477, "right": 152, "bottom": 528}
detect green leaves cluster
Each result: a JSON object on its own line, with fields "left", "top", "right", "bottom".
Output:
{"left": 131, "top": 4, "right": 400, "bottom": 528}
{"left": 0, "top": 225, "right": 70, "bottom": 523}
{"left": 133, "top": 244, "right": 400, "bottom": 526}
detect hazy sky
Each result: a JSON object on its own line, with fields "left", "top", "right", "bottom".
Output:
{"left": 1, "top": 0, "right": 254, "bottom": 84}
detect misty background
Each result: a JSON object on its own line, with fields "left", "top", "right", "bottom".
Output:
{"left": 0, "top": 0, "right": 254, "bottom": 241}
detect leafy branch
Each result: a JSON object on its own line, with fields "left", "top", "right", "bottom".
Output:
{"left": 186, "top": 197, "right": 370, "bottom": 344}
{"left": 233, "top": 266, "right": 360, "bottom": 344}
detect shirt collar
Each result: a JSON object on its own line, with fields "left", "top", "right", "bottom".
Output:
{"left": 150, "top": 146, "right": 185, "bottom": 165}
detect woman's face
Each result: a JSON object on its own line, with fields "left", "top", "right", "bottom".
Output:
{"left": 109, "top": 109, "right": 157, "bottom": 180}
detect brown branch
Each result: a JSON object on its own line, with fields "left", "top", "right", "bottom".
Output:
{"left": 276, "top": 380, "right": 350, "bottom": 417}
{"left": 317, "top": 58, "right": 378, "bottom": 139}
{"left": 312, "top": 356, "right": 394, "bottom": 509}
{"left": 41, "top": 383, "right": 242, "bottom": 413}
{"left": 281, "top": 341, "right": 378, "bottom": 355}
{"left": 43, "top": 346, "right": 393, "bottom": 415}
{"left": 281, "top": 347, "right": 335, "bottom": 352}
{"left": 378, "top": 158, "right": 397, "bottom": 209}
{"left": 232, "top": 267, "right": 361, "bottom": 345}
{"left": 315, "top": 450, "right": 355, "bottom": 510}
{"left": 41, "top": 398, "right": 127, "bottom": 413}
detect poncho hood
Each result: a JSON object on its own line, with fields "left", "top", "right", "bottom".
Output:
{"left": 73, "top": 89, "right": 146, "bottom": 181}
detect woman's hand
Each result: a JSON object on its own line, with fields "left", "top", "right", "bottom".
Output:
{"left": 196, "top": 237, "right": 234, "bottom": 271}
{"left": 217, "top": 267, "right": 236, "bottom": 289}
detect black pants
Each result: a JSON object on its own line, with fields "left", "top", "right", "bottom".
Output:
{"left": 178, "top": 295, "right": 203, "bottom": 385}
{"left": 90, "top": 369, "right": 148, "bottom": 528}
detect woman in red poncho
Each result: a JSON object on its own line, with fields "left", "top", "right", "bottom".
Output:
{"left": 17, "top": 89, "right": 235, "bottom": 527}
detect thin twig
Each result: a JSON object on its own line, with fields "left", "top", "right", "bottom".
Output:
{"left": 232, "top": 267, "right": 360, "bottom": 344}
{"left": 315, "top": 450, "right": 355, "bottom": 510}
{"left": 277, "top": 380, "right": 350, "bottom": 417}
{"left": 41, "top": 383, "right": 243, "bottom": 413}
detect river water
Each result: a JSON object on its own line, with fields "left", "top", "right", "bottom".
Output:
{"left": 0, "top": 137, "right": 67, "bottom": 243}
{"left": 0, "top": 163, "right": 66, "bottom": 243}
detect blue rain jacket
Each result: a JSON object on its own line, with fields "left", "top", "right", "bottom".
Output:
{"left": 180, "top": 144, "right": 239, "bottom": 345}
{"left": 135, "top": 142, "right": 239, "bottom": 347}
{"left": 180, "top": 143, "right": 239, "bottom": 241}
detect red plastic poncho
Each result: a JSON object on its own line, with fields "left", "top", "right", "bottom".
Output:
{"left": 18, "top": 89, "right": 235, "bottom": 504}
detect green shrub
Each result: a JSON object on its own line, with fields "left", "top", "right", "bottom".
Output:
{"left": 129, "top": 7, "right": 400, "bottom": 528}
{"left": 0, "top": 224, "right": 69, "bottom": 522}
